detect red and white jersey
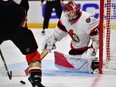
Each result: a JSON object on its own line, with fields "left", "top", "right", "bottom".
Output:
{"left": 53, "top": 11, "right": 99, "bottom": 50}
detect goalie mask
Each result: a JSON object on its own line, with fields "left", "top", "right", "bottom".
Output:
{"left": 64, "top": 1, "right": 80, "bottom": 21}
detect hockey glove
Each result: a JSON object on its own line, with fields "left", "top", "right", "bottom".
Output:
{"left": 41, "top": 33, "right": 57, "bottom": 53}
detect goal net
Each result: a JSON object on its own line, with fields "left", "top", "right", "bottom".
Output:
{"left": 99, "top": 0, "right": 116, "bottom": 74}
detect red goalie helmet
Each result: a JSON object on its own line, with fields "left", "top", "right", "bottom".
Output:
{"left": 64, "top": 1, "right": 80, "bottom": 21}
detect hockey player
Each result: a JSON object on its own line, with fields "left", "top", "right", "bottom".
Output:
{"left": 42, "top": 1, "right": 99, "bottom": 74}
{"left": 0, "top": 0, "right": 44, "bottom": 87}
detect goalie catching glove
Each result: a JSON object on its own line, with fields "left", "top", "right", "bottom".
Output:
{"left": 41, "top": 31, "right": 57, "bottom": 52}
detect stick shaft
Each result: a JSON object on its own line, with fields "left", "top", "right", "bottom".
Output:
{"left": 0, "top": 49, "right": 12, "bottom": 80}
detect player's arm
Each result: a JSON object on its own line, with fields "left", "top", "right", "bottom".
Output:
{"left": 90, "top": 25, "right": 99, "bottom": 53}
{"left": 41, "top": 20, "right": 68, "bottom": 52}
{"left": 53, "top": 20, "right": 68, "bottom": 41}
{"left": 87, "top": 16, "right": 99, "bottom": 47}
{"left": 82, "top": 16, "right": 99, "bottom": 58}
{"left": 89, "top": 16, "right": 99, "bottom": 53}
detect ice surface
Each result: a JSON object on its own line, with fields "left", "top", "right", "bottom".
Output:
{"left": 0, "top": 29, "right": 116, "bottom": 87}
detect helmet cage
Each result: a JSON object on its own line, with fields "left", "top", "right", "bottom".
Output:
{"left": 64, "top": 8, "right": 79, "bottom": 21}
{"left": 64, "top": 1, "right": 80, "bottom": 21}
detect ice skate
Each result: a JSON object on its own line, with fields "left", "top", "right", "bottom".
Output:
{"left": 28, "top": 72, "right": 45, "bottom": 87}
{"left": 28, "top": 76, "right": 45, "bottom": 87}
{"left": 41, "top": 30, "right": 45, "bottom": 34}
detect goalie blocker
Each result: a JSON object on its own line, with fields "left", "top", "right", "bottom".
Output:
{"left": 54, "top": 51, "right": 99, "bottom": 74}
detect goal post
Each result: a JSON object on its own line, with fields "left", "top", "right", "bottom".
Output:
{"left": 99, "top": 0, "right": 104, "bottom": 74}
{"left": 99, "top": 0, "right": 116, "bottom": 74}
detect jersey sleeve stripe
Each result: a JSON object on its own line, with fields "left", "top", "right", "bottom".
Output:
{"left": 57, "top": 20, "right": 67, "bottom": 32}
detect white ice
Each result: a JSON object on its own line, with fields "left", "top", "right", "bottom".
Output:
{"left": 0, "top": 29, "right": 116, "bottom": 87}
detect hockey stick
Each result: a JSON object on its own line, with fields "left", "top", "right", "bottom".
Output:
{"left": 0, "top": 49, "right": 12, "bottom": 80}
{"left": 25, "top": 49, "right": 48, "bottom": 75}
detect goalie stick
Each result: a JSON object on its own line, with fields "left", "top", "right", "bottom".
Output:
{"left": 0, "top": 49, "right": 12, "bottom": 80}
{"left": 25, "top": 49, "right": 48, "bottom": 75}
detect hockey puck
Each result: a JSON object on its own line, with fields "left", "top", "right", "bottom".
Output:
{"left": 20, "top": 80, "right": 26, "bottom": 84}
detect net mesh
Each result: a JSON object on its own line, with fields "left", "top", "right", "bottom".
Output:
{"left": 100, "top": 0, "right": 116, "bottom": 73}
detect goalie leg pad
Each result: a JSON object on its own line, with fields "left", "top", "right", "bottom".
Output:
{"left": 54, "top": 51, "right": 97, "bottom": 73}
{"left": 54, "top": 51, "right": 74, "bottom": 68}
